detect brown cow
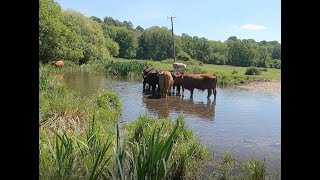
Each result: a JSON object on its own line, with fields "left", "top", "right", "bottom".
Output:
{"left": 169, "top": 70, "right": 184, "bottom": 94}
{"left": 52, "top": 60, "right": 64, "bottom": 68}
{"left": 159, "top": 70, "right": 174, "bottom": 98}
{"left": 176, "top": 73, "right": 218, "bottom": 99}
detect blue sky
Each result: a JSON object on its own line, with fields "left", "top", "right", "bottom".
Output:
{"left": 55, "top": 0, "right": 281, "bottom": 43}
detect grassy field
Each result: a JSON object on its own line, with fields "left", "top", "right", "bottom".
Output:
{"left": 110, "top": 58, "right": 281, "bottom": 85}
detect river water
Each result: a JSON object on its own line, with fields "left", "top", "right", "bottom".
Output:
{"left": 63, "top": 71, "right": 281, "bottom": 176}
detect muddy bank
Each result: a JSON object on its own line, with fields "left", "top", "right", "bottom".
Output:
{"left": 237, "top": 81, "right": 281, "bottom": 95}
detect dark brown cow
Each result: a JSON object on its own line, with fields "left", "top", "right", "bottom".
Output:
{"left": 52, "top": 60, "right": 64, "bottom": 68}
{"left": 159, "top": 70, "right": 174, "bottom": 98}
{"left": 176, "top": 74, "right": 218, "bottom": 99}
{"left": 143, "top": 69, "right": 160, "bottom": 94}
{"left": 169, "top": 70, "right": 184, "bottom": 94}
{"left": 143, "top": 67, "right": 155, "bottom": 77}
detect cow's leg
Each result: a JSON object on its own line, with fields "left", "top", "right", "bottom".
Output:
{"left": 213, "top": 88, "right": 217, "bottom": 100}
{"left": 143, "top": 82, "right": 146, "bottom": 92}
{"left": 177, "top": 85, "right": 181, "bottom": 95}
{"left": 157, "top": 83, "right": 160, "bottom": 94}
{"left": 190, "top": 89, "right": 194, "bottom": 98}
{"left": 152, "top": 83, "right": 156, "bottom": 95}
{"left": 207, "top": 89, "right": 212, "bottom": 98}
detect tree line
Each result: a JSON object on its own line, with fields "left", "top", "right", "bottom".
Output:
{"left": 40, "top": 0, "right": 281, "bottom": 68}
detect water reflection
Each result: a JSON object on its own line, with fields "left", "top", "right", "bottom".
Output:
{"left": 143, "top": 95, "right": 216, "bottom": 121}
{"left": 64, "top": 71, "right": 107, "bottom": 97}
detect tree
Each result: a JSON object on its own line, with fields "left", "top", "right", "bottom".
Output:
{"left": 180, "top": 33, "right": 195, "bottom": 58}
{"left": 104, "top": 26, "right": 138, "bottom": 58}
{"left": 256, "top": 46, "right": 271, "bottom": 67}
{"left": 123, "top": 21, "right": 134, "bottom": 30}
{"left": 136, "top": 26, "right": 173, "bottom": 60}
{"left": 271, "top": 44, "right": 281, "bottom": 60}
{"left": 136, "top": 25, "right": 144, "bottom": 32}
{"left": 61, "top": 11, "right": 110, "bottom": 64}
{"left": 89, "top": 16, "right": 102, "bottom": 23}
{"left": 227, "top": 40, "right": 257, "bottom": 66}
{"left": 39, "top": 0, "right": 83, "bottom": 63}
{"left": 225, "top": 36, "right": 239, "bottom": 44}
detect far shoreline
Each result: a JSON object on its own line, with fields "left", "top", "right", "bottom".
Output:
{"left": 236, "top": 80, "right": 281, "bottom": 95}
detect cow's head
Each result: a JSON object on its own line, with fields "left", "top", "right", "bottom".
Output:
{"left": 51, "top": 60, "right": 57, "bottom": 65}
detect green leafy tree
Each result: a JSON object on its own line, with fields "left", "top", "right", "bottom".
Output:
{"left": 180, "top": 33, "right": 195, "bottom": 58}
{"left": 39, "top": 0, "right": 83, "bottom": 63}
{"left": 256, "top": 46, "right": 272, "bottom": 67}
{"left": 104, "top": 26, "right": 138, "bottom": 58}
{"left": 272, "top": 43, "right": 281, "bottom": 60}
{"left": 61, "top": 11, "right": 110, "bottom": 64}
{"left": 136, "top": 25, "right": 144, "bottom": 32}
{"left": 137, "top": 26, "right": 173, "bottom": 60}
{"left": 227, "top": 40, "right": 257, "bottom": 67}
{"left": 89, "top": 16, "right": 102, "bottom": 23}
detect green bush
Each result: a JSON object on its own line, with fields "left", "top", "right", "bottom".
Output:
{"left": 245, "top": 67, "right": 262, "bottom": 75}
{"left": 105, "top": 60, "right": 152, "bottom": 76}
{"left": 177, "top": 51, "right": 191, "bottom": 61}
{"left": 185, "top": 66, "right": 207, "bottom": 74}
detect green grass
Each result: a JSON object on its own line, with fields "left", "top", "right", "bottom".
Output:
{"left": 140, "top": 59, "right": 281, "bottom": 85}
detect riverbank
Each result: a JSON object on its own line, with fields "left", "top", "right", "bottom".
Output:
{"left": 237, "top": 80, "right": 281, "bottom": 95}
{"left": 55, "top": 58, "right": 281, "bottom": 86}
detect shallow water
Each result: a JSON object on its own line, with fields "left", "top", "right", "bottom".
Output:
{"left": 63, "top": 71, "right": 281, "bottom": 176}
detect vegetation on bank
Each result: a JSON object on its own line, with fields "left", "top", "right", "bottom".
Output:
{"left": 44, "top": 58, "right": 280, "bottom": 86}
{"left": 40, "top": 64, "right": 270, "bottom": 179}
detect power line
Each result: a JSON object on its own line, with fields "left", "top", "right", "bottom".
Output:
{"left": 168, "top": 16, "right": 176, "bottom": 62}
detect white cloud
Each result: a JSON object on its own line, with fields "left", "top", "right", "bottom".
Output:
{"left": 240, "top": 24, "right": 267, "bottom": 30}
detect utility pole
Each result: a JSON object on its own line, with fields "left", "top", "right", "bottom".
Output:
{"left": 168, "top": 16, "right": 176, "bottom": 62}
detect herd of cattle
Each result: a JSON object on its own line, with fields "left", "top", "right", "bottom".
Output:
{"left": 142, "top": 63, "right": 218, "bottom": 99}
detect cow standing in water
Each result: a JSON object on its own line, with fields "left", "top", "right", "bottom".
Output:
{"left": 175, "top": 74, "right": 218, "bottom": 99}
{"left": 169, "top": 70, "right": 184, "bottom": 94}
{"left": 159, "top": 70, "right": 174, "bottom": 98}
{"left": 52, "top": 60, "right": 64, "bottom": 68}
{"left": 143, "top": 68, "right": 160, "bottom": 94}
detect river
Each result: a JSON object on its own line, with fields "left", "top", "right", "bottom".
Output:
{"left": 63, "top": 71, "right": 281, "bottom": 177}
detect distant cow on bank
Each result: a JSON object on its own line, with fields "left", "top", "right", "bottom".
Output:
{"left": 176, "top": 74, "right": 218, "bottom": 99}
{"left": 173, "top": 62, "right": 187, "bottom": 70}
{"left": 52, "top": 60, "right": 64, "bottom": 68}
{"left": 159, "top": 70, "right": 174, "bottom": 98}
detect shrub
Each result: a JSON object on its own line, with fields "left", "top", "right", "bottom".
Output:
{"left": 245, "top": 67, "right": 261, "bottom": 75}
{"left": 231, "top": 69, "right": 238, "bottom": 74}
{"left": 241, "top": 158, "right": 267, "bottom": 180}
{"left": 176, "top": 51, "right": 191, "bottom": 61}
